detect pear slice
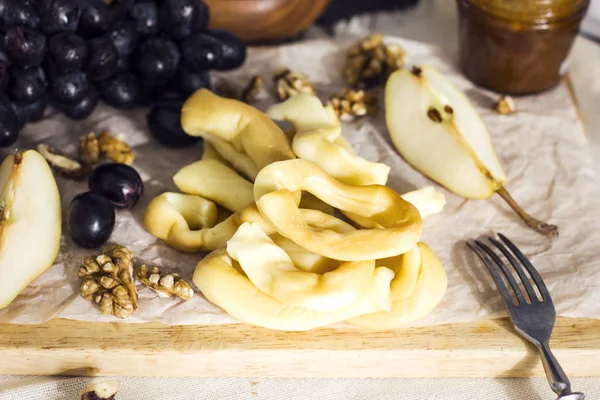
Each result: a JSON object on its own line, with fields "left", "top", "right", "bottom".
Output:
{"left": 0, "top": 150, "right": 62, "bottom": 309}
{"left": 386, "top": 65, "right": 558, "bottom": 237}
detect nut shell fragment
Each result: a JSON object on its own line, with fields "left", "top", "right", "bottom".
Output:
{"left": 136, "top": 264, "right": 194, "bottom": 300}
{"left": 241, "top": 75, "right": 264, "bottom": 104}
{"left": 37, "top": 144, "right": 91, "bottom": 180}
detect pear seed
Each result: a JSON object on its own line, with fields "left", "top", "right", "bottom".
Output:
{"left": 427, "top": 107, "right": 443, "bottom": 123}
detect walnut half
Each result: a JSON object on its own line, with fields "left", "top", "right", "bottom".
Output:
{"left": 344, "top": 34, "right": 405, "bottom": 88}
{"left": 136, "top": 264, "right": 194, "bottom": 301}
{"left": 79, "top": 244, "right": 139, "bottom": 319}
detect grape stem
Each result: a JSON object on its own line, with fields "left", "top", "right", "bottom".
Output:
{"left": 497, "top": 186, "right": 559, "bottom": 237}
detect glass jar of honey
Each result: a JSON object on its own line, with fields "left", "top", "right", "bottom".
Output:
{"left": 457, "top": 0, "right": 590, "bottom": 95}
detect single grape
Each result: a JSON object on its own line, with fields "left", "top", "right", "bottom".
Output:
{"left": 68, "top": 191, "right": 115, "bottom": 249}
{"left": 175, "top": 66, "right": 209, "bottom": 98}
{"left": 0, "top": 0, "right": 40, "bottom": 30}
{"left": 8, "top": 66, "right": 46, "bottom": 103}
{"left": 181, "top": 32, "right": 221, "bottom": 71}
{"left": 210, "top": 29, "right": 246, "bottom": 71}
{"left": 50, "top": 70, "right": 90, "bottom": 105}
{"left": 40, "top": 0, "right": 81, "bottom": 34}
{"left": 106, "top": 21, "right": 139, "bottom": 57}
{"left": 47, "top": 32, "right": 88, "bottom": 73}
{"left": 135, "top": 36, "right": 179, "bottom": 84}
{"left": 160, "top": 0, "right": 209, "bottom": 39}
{"left": 3, "top": 26, "right": 46, "bottom": 67}
{"left": 129, "top": 0, "right": 159, "bottom": 34}
{"left": 101, "top": 72, "right": 140, "bottom": 109}
{"left": 11, "top": 96, "right": 47, "bottom": 126}
{"left": 85, "top": 36, "right": 117, "bottom": 82}
{"left": 78, "top": 0, "right": 110, "bottom": 37}
{"left": 89, "top": 163, "right": 143, "bottom": 209}
{"left": 146, "top": 98, "right": 199, "bottom": 147}
{"left": 55, "top": 88, "right": 97, "bottom": 119}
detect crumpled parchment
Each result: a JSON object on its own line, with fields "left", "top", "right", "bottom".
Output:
{"left": 1, "top": 37, "right": 599, "bottom": 326}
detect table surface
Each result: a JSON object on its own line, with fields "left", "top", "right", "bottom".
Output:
{"left": 2, "top": 1, "right": 600, "bottom": 398}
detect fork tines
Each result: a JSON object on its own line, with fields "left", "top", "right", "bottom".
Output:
{"left": 467, "top": 234, "right": 552, "bottom": 307}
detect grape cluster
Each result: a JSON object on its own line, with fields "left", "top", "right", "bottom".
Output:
{"left": 0, "top": 0, "right": 246, "bottom": 147}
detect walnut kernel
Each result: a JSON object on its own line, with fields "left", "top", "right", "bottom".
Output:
{"left": 136, "top": 264, "right": 194, "bottom": 300}
{"left": 326, "top": 89, "right": 378, "bottom": 121}
{"left": 78, "top": 244, "right": 138, "bottom": 319}
{"left": 495, "top": 96, "right": 516, "bottom": 115}
{"left": 99, "top": 132, "right": 135, "bottom": 165}
{"left": 273, "top": 68, "right": 315, "bottom": 101}
{"left": 344, "top": 34, "right": 405, "bottom": 88}
{"left": 79, "top": 133, "right": 101, "bottom": 165}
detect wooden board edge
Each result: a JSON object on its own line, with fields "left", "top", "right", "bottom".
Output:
{"left": 0, "top": 316, "right": 598, "bottom": 378}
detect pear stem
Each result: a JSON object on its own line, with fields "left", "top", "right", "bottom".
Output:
{"left": 497, "top": 187, "right": 559, "bottom": 238}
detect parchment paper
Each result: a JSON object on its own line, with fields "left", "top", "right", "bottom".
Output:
{"left": 1, "top": 37, "right": 599, "bottom": 326}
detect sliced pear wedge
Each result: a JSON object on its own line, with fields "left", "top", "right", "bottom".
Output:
{"left": 0, "top": 150, "right": 62, "bottom": 309}
{"left": 386, "top": 65, "right": 558, "bottom": 237}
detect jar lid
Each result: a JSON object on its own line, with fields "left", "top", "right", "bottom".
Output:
{"left": 466, "top": 0, "right": 589, "bottom": 24}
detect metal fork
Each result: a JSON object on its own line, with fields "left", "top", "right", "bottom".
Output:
{"left": 467, "top": 233, "right": 584, "bottom": 400}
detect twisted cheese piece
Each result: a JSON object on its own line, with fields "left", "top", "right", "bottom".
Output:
{"left": 254, "top": 159, "right": 422, "bottom": 261}
{"left": 144, "top": 193, "right": 270, "bottom": 252}
{"left": 228, "top": 222, "right": 377, "bottom": 311}
{"left": 174, "top": 159, "right": 254, "bottom": 213}
{"left": 181, "top": 89, "right": 296, "bottom": 180}
{"left": 267, "top": 94, "right": 390, "bottom": 186}
{"left": 193, "top": 250, "right": 395, "bottom": 331}
{"left": 348, "top": 243, "right": 448, "bottom": 329}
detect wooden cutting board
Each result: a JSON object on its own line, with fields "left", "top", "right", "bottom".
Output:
{"left": 0, "top": 76, "right": 597, "bottom": 378}
{"left": 0, "top": 317, "right": 598, "bottom": 377}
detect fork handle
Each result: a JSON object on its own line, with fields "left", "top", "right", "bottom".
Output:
{"left": 537, "top": 341, "right": 584, "bottom": 399}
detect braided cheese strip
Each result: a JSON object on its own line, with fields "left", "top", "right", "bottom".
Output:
{"left": 348, "top": 243, "right": 448, "bottom": 329}
{"left": 181, "top": 89, "right": 296, "bottom": 180}
{"left": 267, "top": 94, "right": 390, "bottom": 186}
{"left": 227, "top": 222, "right": 377, "bottom": 311}
{"left": 254, "top": 159, "right": 422, "bottom": 261}
{"left": 174, "top": 159, "right": 254, "bottom": 213}
{"left": 193, "top": 249, "right": 394, "bottom": 331}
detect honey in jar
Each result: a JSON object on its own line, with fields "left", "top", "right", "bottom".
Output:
{"left": 457, "top": 0, "right": 590, "bottom": 95}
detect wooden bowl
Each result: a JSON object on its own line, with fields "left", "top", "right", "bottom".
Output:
{"left": 205, "top": 0, "right": 331, "bottom": 44}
